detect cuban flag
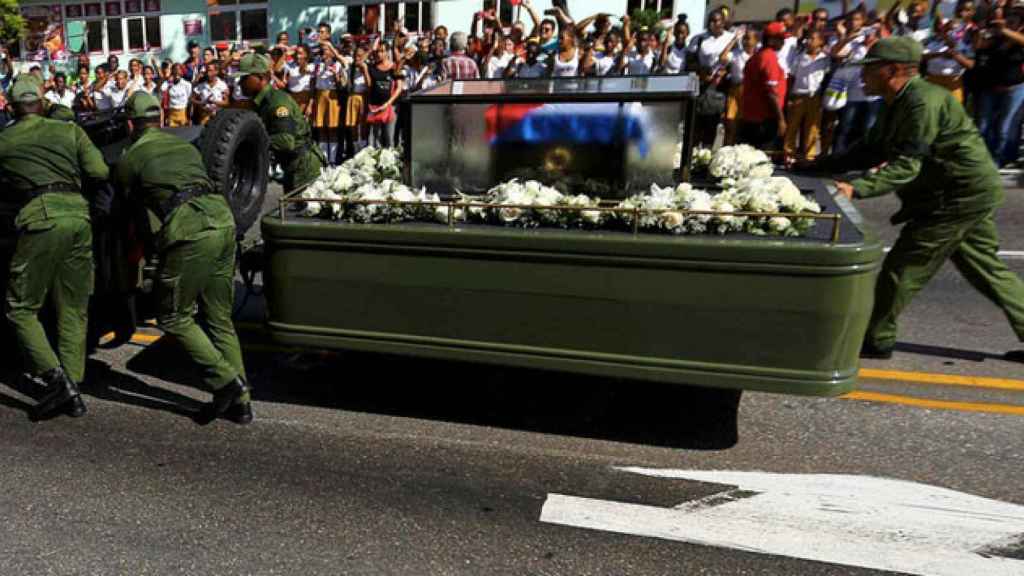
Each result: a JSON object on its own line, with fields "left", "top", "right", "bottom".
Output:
{"left": 484, "top": 102, "right": 652, "bottom": 156}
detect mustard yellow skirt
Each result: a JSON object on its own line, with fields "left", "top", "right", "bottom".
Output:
{"left": 314, "top": 90, "right": 341, "bottom": 129}
{"left": 725, "top": 85, "right": 744, "bottom": 121}
{"left": 167, "top": 108, "right": 189, "bottom": 127}
{"left": 345, "top": 93, "right": 365, "bottom": 128}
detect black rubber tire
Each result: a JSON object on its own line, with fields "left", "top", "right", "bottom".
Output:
{"left": 198, "top": 109, "right": 270, "bottom": 236}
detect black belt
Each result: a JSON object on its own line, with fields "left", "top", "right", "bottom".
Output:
{"left": 155, "top": 185, "right": 215, "bottom": 221}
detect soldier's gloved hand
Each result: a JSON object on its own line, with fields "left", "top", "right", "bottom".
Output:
{"left": 91, "top": 181, "right": 116, "bottom": 216}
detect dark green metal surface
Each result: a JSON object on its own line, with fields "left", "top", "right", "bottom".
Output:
{"left": 261, "top": 190, "right": 883, "bottom": 397}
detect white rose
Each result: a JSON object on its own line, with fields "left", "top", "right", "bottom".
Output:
{"left": 769, "top": 216, "right": 792, "bottom": 233}
{"left": 659, "top": 211, "right": 685, "bottom": 230}
{"left": 499, "top": 207, "right": 523, "bottom": 223}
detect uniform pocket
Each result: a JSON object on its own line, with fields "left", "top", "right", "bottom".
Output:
{"left": 156, "top": 274, "right": 182, "bottom": 316}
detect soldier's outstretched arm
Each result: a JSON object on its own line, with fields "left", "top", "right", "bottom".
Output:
{"left": 73, "top": 124, "right": 110, "bottom": 181}
{"left": 850, "top": 99, "right": 938, "bottom": 199}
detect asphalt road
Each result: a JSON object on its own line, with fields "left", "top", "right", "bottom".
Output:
{"left": 1, "top": 182, "right": 1023, "bottom": 575}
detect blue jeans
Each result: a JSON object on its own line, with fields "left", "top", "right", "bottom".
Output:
{"left": 833, "top": 100, "right": 882, "bottom": 156}
{"left": 975, "top": 83, "right": 1024, "bottom": 167}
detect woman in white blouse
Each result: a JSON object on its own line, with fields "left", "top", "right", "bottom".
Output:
{"left": 551, "top": 27, "right": 580, "bottom": 77}
{"left": 286, "top": 44, "right": 314, "bottom": 117}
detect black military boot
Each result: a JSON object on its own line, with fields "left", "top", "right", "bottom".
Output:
{"left": 31, "top": 368, "right": 85, "bottom": 420}
{"left": 860, "top": 341, "right": 893, "bottom": 360}
{"left": 223, "top": 401, "right": 254, "bottom": 425}
{"left": 209, "top": 376, "right": 250, "bottom": 417}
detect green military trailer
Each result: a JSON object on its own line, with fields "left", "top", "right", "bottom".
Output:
{"left": 259, "top": 76, "right": 884, "bottom": 421}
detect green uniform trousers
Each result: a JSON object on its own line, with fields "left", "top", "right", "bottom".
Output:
{"left": 867, "top": 209, "right": 1024, "bottom": 348}
{"left": 5, "top": 217, "right": 92, "bottom": 383}
{"left": 156, "top": 226, "right": 247, "bottom": 397}
{"left": 283, "top": 148, "right": 325, "bottom": 194}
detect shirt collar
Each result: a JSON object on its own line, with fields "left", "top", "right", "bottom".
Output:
{"left": 253, "top": 83, "right": 273, "bottom": 106}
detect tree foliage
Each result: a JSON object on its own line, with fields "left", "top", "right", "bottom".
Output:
{"left": 0, "top": 0, "right": 26, "bottom": 47}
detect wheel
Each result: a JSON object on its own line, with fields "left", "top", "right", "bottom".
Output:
{"left": 198, "top": 109, "right": 270, "bottom": 236}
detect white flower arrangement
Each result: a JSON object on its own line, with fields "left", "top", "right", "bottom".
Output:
{"left": 295, "top": 149, "right": 823, "bottom": 238}
{"left": 708, "top": 144, "right": 774, "bottom": 182}
{"left": 689, "top": 146, "right": 714, "bottom": 173}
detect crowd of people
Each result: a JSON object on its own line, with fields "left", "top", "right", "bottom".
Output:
{"left": 1, "top": 0, "right": 1023, "bottom": 168}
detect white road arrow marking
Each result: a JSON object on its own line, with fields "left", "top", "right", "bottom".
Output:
{"left": 540, "top": 468, "right": 1024, "bottom": 576}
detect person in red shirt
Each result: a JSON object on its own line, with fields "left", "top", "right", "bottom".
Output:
{"left": 740, "top": 22, "right": 788, "bottom": 149}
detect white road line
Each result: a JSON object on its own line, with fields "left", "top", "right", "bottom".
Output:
{"left": 540, "top": 468, "right": 1024, "bottom": 576}
{"left": 883, "top": 247, "right": 1024, "bottom": 259}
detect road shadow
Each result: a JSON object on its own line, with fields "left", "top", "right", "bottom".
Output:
{"left": 84, "top": 358, "right": 206, "bottom": 421}
{"left": 893, "top": 342, "right": 1006, "bottom": 363}
{"left": 244, "top": 349, "right": 741, "bottom": 450}
{"left": 0, "top": 370, "right": 43, "bottom": 415}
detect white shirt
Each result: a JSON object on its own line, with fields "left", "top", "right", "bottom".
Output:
{"left": 314, "top": 61, "right": 342, "bottom": 90}
{"left": 626, "top": 50, "right": 657, "bottom": 76}
{"left": 595, "top": 52, "right": 620, "bottom": 76}
{"left": 662, "top": 43, "right": 688, "bottom": 74}
{"left": 551, "top": 48, "right": 579, "bottom": 77}
{"left": 194, "top": 78, "right": 229, "bottom": 111}
{"left": 162, "top": 78, "right": 192, "bottom": 109}
{"left": 831, "top": 29, "right": 879, "bottom": 103}
{"left": 790, "top": 51, "right": 830, "bottom": 96}
{"left": 689, "top": 30, "right": 737, "bottom": 71}
{"left": 127, "top": 75, "right": 144, "bottom": 92}
{"left": 45, "top": 88, "right": 76, "bottom": 109}
{"left": 727, "top": 48, "right": 752, "bottom": 85}
{"left": 485, "top": 52, "right": 515, "bottom": 79}
{"left": 101, "top": 84, "right": 129, "bottom": 109}
{"left": 777, "top": 36, "right": 799, "bottom": 77}
{"left": 286, "top": 62, "right": 312, "bottom": 93}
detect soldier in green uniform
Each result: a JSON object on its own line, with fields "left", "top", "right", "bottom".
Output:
{"left": 0, "top": 77, "right": 109, "bottom": 419}
{"left": 115, "top": 92, "right": 253, "bottom": 424}
{"left": 812, "top": 37, "right": 1024, "bottom": 360}
{"left": 236, "top": 53, "right": 324, "bottom": 192}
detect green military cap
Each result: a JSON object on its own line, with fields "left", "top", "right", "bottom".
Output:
{"left": 9, "top": 76, "right": 43, "bottom": 103}
{"left": 126, "top": 91, "right": 162, "bottom": 119}
{"left": 858, "top": 37, "right": 923, "bottom": 66}
{"left": 234, "top": 52, "right": 272, "bottom": 77}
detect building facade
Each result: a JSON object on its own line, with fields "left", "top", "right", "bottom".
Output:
{"left": 15, "top": 0, "right": 706, "bottom": 70}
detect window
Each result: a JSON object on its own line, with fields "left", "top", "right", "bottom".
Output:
{"left": 628, "top": 0, "right": 674, "bottom": 18}
{"left": 209, "top": 0, "right": 268, "bottom": 45}
{"left": 483, "top": 0, "right": 514, "bottom": 25}
{"left": 64, "top": 0, "right": 162, "bottom": 55}
{"left": 348, "top": 3, "right": 434, "bottom": 35}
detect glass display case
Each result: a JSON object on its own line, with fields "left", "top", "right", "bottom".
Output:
{"left": 402, "top": 75, "right": 698, "bottom": 199}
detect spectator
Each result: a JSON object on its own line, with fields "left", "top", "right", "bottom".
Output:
{"left": 974, "top": 2, "right": 1024, "bottom": 167}
{"left": 107, "top": 54, "right": 120, "bottom": 72}
{"left": 313, "top": 43, "right": 346, "bottom": 160}
{"left": 830, "top": 8, "right": 883, "bottom": 155}
{"left": 551, "top": 26, "right": 581, "bottom": 77}
{"left": 443, "top": 32, "right": 480, "bottom": 80}
{"left": 723, "top": 29, "right": 757, "bottom": 146}
{"left": 625, "top": 30, "right": 660, "bottom": 76}
{"left": 739, "top": 22, "right": 788, "bottom": 149}
{"left": 88, "top": 65, "right": 111, "bottom": 111}
{"left": 184, "top": 41, "right": 204, "bottom": 83}
{"left": 364, "top": 42, "right": 403, "bottom": 148}
{"left": 162, "top": 63, "right": 192, "bottom": 127}
{"left": 660, "top": 17, "right": 691, "bottom": 74}
{"left": 346, "top": 44, "right": 370, "bottom": 153}
{"left": 689, "top": 9, "right": 736, "bottom": 74}
{"left": 72, "top": 66, "right": 91, "bottom": 111}
{"left": 139, "top": 65, "right": 160, "bottom": 97}
{"left": 506, "top": 38, "right": 548, "bottom": 78}
{"left": 690, "top": 9, "right": 737, "bottom": 145}
{"left": 890, "top": 0, "right": 933, "bottom": 42}
{"left": 191, "top": 61, "right": 228, "bottom": 125}
{"left": 592, "top": 30, "right": 624, "bottom": 76}
{"left": 286, "top": 44, "right": 314, "bottom": 117}
{"left": 482, "top": 33, "right": 516, "bottom": 79}
{"left": 774, "top": 8, "right": 800, "bottom": 77}
{"left": 784, "top": 29, "right": 829, "bottom": 162}
{"left": 0, "top": 47, "right": 14, "bottom": 93}
{"left": 127, "top": 58, "right": 144, "bottom": 92}
{"left": 102, "top": 70, "right": 130, "bottom": 110}
{"left": 44, "top": 72, "right": 76, "bottom": 109}
{"left": 923, "top": 0, "right": 977, "bottom": 104}
{"left": 433, "top": 25, "right": 450, "bottom": 46}
{"left": 203, "top": 47, "right": 216, "bottom": 68}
